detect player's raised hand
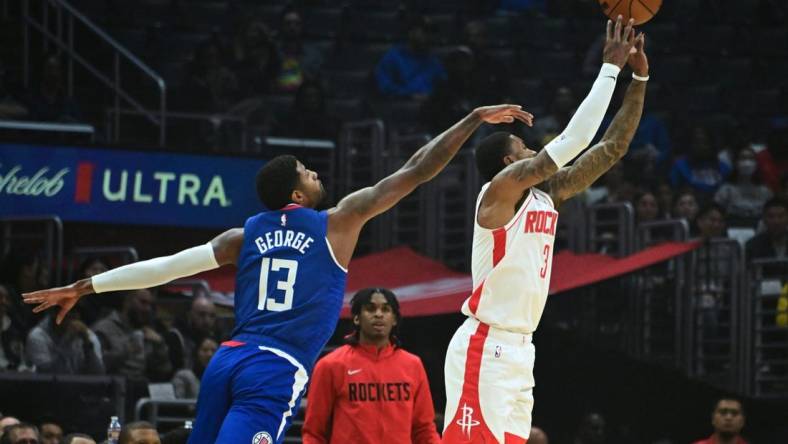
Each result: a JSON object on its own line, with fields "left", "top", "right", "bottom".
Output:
{"left": 602, "top": 15, "right": 636, "bottom": 69}
{"left": 23, "top": 279, "right": 92, "bottom": 324}
{"left": 627, "top": 32, "right": 648, "bottom": 77}
{"left": 474, "top": 104, "right": 534, "bottom": 126}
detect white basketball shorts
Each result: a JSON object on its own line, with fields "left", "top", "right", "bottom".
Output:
{"left": 442, "top": 317, "right": 535, "bottom": 444}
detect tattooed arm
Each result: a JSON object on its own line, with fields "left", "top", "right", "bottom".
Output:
{"left": 547, "top": 33, "right": 649, "bottom": 207}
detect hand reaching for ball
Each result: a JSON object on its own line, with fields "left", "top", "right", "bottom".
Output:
{"left": 602, "top": 15, "right": 637, "bottom": 69}
{"left": 627, "top": 33, "right": 648, "bottom": 77}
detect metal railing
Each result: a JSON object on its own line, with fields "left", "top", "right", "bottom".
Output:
{"left": 687, "top": 238, "right": 744, "bottom": 391}
{"left": 0, "top": 215, "right": 63, "bottom": 285}
{"left": 105, "top": 108, "right": 245, "bottom": 151}
{"left": 0, "top": 119, "right": 95, "bottom": 141}
{"left": 135, "top": 398, "right": 196, "bottom": 428}
{"left": 586, "top": 202, "right": 635, "bottom": 256}
{"left": 22, "top": 0, "right": 167, "bottom": 144}
{"left": 744, "top": 259, "right": 788, "bottom": 398}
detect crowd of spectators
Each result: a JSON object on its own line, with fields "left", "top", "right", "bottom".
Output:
{"left": 1, "top": 0, "right": 787, "bottom": 441}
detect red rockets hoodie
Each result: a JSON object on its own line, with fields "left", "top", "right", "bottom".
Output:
{"left": 302, "top": 343, "right": 441, "bottom": 444}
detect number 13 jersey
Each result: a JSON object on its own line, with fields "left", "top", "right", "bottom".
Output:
{"left": 232, "top": 204, "right": 348, "bottom": 370}
{"left": 461, "top": 184, "right": 559, "bottom": 334}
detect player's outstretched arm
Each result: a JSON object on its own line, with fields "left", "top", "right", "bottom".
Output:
{"left": 326, "top": 105, "right": 532, "bottom": 264}
{"left": 483, "top": 16, "right": 636, "bottom": 209}
{"left": 22, "top": 228, "right": 244, "bottom": 324}
{"left": 546, "top": 33, "right": 648, "bottom": 206}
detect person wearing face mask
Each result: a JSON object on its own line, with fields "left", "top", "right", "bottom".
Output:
{"left": 714, "top": 147, "right": 773, "bottom": 227}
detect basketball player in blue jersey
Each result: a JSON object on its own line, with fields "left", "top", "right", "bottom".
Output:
{"left": 23, "top": 104, "right": 532, "bottom": 444}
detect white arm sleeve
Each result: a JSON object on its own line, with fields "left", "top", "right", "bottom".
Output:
{"left": 544, "top": 63, "right": 621, "bottom": 168}
{"left": 91, "top": 243, "right": 220, "bottom": 293}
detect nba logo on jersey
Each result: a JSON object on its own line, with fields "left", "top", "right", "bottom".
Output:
{"left": 280, "top": 214, "right": 287, "bottom": 226}
{"left": 252, "top": 431, "right": 272, "bottom": 444}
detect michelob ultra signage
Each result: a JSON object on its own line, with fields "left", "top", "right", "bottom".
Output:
{"left": 0, "top": 143, "right": 264, "bottom": 227}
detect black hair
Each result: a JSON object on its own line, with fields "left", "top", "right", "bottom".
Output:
{"left": 63, "top": 434, "right": 95, "bottom": 444}
{"left": 192, "top": 335, "right": 219, "bottom": 377}
{"left": 475, "top": 131, "right": 515, "bottom": 182}
{"left": 697, "top": 202, "right": 726, "bottom": 220}
{"left": 256, "top": 155, "right": 300, "bottom": 210}
{"left": 119, "top": 421, "right": 156, "bottom": 444}
{"left": 345, "top": 288, "right": 402, "bottom": 347}
{"left": 764, "top": 197, "right": 788, "bottom": 214}
{"left": 712, "top": 396, "right": 745, "bottom": 416}
{"left": 0, "top": 423, "right": 39, "bottom": 444}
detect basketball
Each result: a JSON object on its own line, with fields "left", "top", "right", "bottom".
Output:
{"left": 598, "top": 0, "right": 662, "bottom": 25}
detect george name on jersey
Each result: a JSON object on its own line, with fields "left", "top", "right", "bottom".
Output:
{"left": 255, "top": 230, "right": 314, "bottom": 255}
{"left": 523, "top": 210, "right": 558, "bottom": 236}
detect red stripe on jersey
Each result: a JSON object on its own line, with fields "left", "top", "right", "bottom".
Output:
{"left": 74, "top": 162, "right": 94, "bottom": 203}
{"left": 442, "top": 322, "right": 497, "bottom": 444}
{"left": 221, "top": 340, "right": 246, "bottom": 347}
{"left": 282, "top": 203, "right": 302, "bottom": 211}
{"left": 492, "top": 228, "right": 506, "bottom": 266}
{"left": 505, "top": 432, "right": 528, "bottom": 444}
{"left": 468, "top": 282, "right": 484, "bottom": 315}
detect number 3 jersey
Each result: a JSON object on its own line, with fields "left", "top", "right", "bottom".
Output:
{"left": 461, "top": 184, "right": 559, "bottom": 334}
{"left": 231, "top": 204, "right": 348, "bottom": 370}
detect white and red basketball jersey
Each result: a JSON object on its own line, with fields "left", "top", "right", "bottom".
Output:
{"left": 461, "top": 183, "right": 559, "bottom": 333}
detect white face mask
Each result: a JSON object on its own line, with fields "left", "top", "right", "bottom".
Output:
{"left": 737, "top": 159, "right": 757, "bottom": 176}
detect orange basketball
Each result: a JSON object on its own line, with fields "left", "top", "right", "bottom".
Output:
{"left": 598, "top": 0, "right": 662, "bottom": 25}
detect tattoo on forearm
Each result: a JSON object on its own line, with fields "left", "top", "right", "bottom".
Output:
{"left": 549, "top": 80, "right": 646, "bottom": 202}
{"left": 409, "top": 112, "right": 483, "bottom": 182}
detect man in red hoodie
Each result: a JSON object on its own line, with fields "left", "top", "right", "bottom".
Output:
{"left": 302, "top": 288, "right": 440, "bottom": 444}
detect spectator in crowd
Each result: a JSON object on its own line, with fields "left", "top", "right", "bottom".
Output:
{"left": 0, "top": 417, "right": 20, "bottom": 440}
{"left": 584, "top": 162, "right": 636, "bottom": 205}
{"left": 26, "top": 54, "right": 81, "bottom": 122}
{"left": 92, "top": 289, "right": 172, "bottom": 381}
{"left": 655, "top": 180, "right": 675, "bottom": 218}
{"left": 73, "top": 258, "right": 112, "bottom": 326}
{"left": 532, "top": 86, "right": 574, "bottom": 147}
{"left": 118, "top": 422, "right": 160, "bottom": 444}
{"left": 673, "top": 190, "right": 700, "bottom": 232}
{"left": 270, "top": 80, "right": 341, "bottom": 140}
{"left": 634, "top": 191, "right": 660, "bottom": 225}
{"left": 62, "top": 434, "right": 95, "bottom": 444}
{"left": 182, "top": 37, "right": 239, "bottom": 113}
{"left": 0, "top": 284, "right": 26, "bottom": 371}
{"left": 573, "top": 412, "right": 607, "bottom": 444}
{"left": 462, "top": 20, "right": 510, "bottom": 102}
{"left": 754, "top": 125, "right": 788, "bottom": 191}
{"left": 745, "top": 198, "right": 788, "bottom": 261}
{"left": 166, "top": 295, "right": 216, "bottom": 370}
{"left": 0, "top": 423, "right": 39, "bottom": 444}
{"left": 421, "top": 46, "right": 481, "bottom": 135}
{"left": 0, "top": 58, "right": 28, "bottom": 119}
{"left": 303, "top": 288, "right": 440, "bottom": 444}
{"left": 669, "top": 126, "right": 731, "bottom": 195}
{"left": 715, "top": 147, "right": 773, "bottom": 226}
{"left": 696, "top": 203, "right": 727, "bottom": 241}
{"left": 233, "top": 22, "right": 280, "bottom": 98}
{"left": 39, "top": 422, "right": 62, "bottom": 444}
{"left": 529, "top": 426, "right": 549, "bottom": 444}
{"left": 25, "top": 311, "right": 104, "bottom": 375}
{"left": 171, "top": 336, "right": 218, "bottom": 399}
{"left": 375, "top": 15, "right": 446, "bottom": 98}
{"left": 160, "top": 427, "right": 189, "bottom": 444}
{"left": 692, "top": 397, "right": 748, "bottom": 444}
{"left": 275, "top": 7, "right": 324, "bottom": 92}
{"left": 1, "top": 249, "right": 51, "bottom": 338}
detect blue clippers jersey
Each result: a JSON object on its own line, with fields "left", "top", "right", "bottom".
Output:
{"left": 231, "top": 204, "right": 347, "bottom": 370}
